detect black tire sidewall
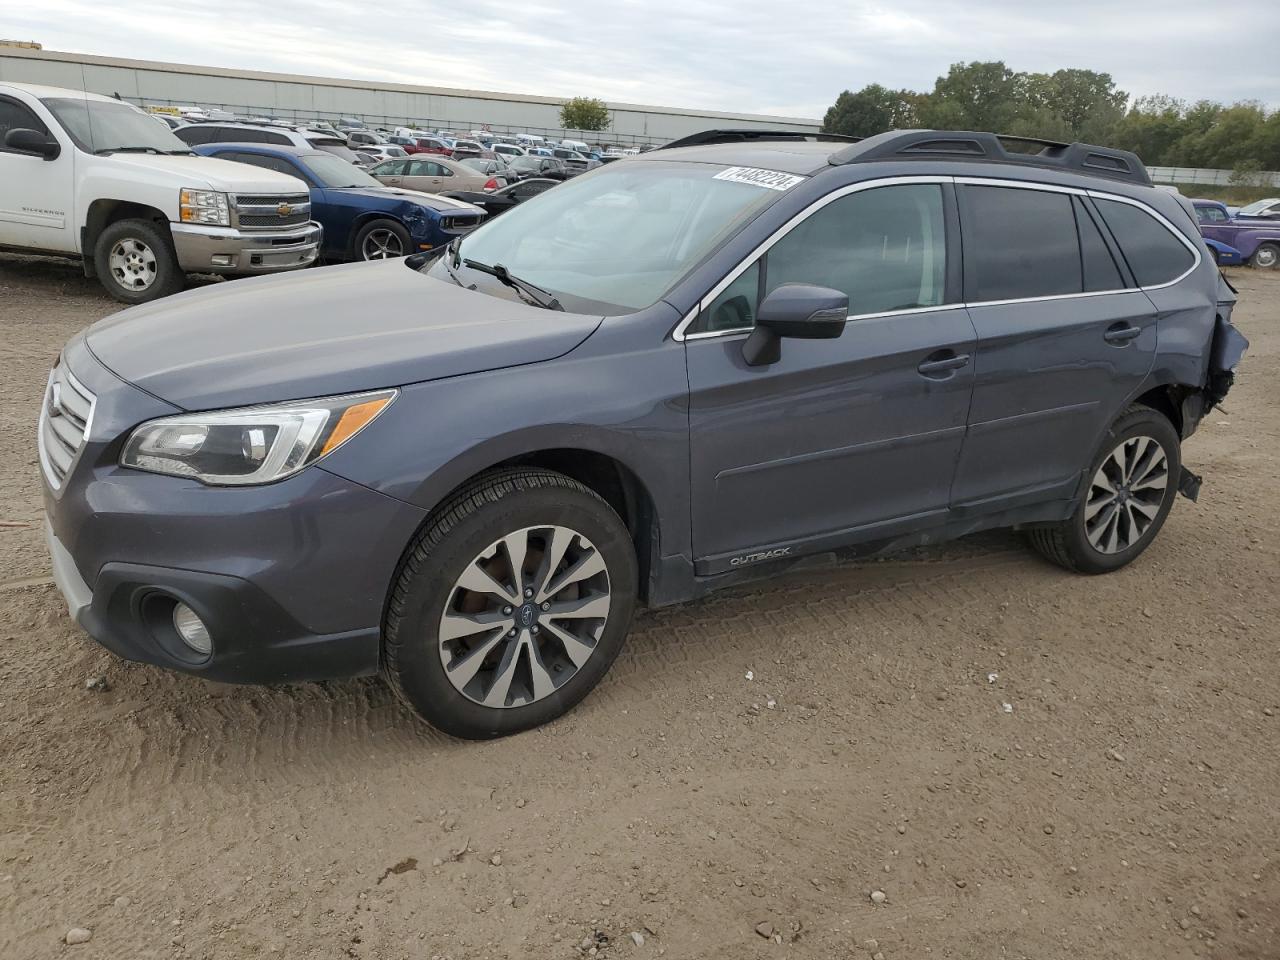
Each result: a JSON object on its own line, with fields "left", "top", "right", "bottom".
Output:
{"left": 354, "top": 219, "right": 411, "bottom": 261}
{"left": 94, "top": 219, "right": 182, "bottom": 304}
{"left": 1066, "top": 409, "right": 1182, "bottom": 573}
{"left": 388, "top": 481, "right": 637, "bottom": 739}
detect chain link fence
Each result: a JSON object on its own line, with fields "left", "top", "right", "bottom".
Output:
{"left": 1148, "top": 166, "right": 1280, "bottom": 188}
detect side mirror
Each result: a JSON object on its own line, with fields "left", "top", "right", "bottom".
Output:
{"left": 5, "top": 128, "right": 60, "bottom": 160}
{"left": 742, "top": 283, "right": 849, "bottom": 366}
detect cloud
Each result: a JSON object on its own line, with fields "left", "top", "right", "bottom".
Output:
{"left": 7, "top": 0, "right": 1279, "bottom": 119}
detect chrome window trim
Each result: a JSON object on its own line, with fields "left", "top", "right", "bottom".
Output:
{"left": 673, "top": 174, "right": 1202, "bottom": 343}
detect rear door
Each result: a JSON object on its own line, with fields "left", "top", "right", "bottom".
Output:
{"left": 685, "top": 179, "right": 977, "bottom": 573}
{"left": 951, "top": 180, "right": 1158, "bottom": 508}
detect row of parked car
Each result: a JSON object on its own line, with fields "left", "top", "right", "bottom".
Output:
{"left": 1190, "top": 197, "right": 1280, "bottom": 268}
{"left": 0, "top": 83, "right": 598, "bottom": 302}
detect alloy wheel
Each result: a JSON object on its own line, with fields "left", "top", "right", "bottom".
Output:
{"left": 361, "top": 229, "right": 404, "bottom": 260}
{"left": 108, "top": 238, "right": 158, "bottom": 291}
{"left": 1084, "top": 436, "right": 1169, "bottom": 554}
{"left": 438, "top": 525, "right": 611, "bottom": 708}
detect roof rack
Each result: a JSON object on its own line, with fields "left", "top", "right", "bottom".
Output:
{"left": 659, "top": 129, "right": 861, "bottom": 150}
{"left": 829, "top": 130, "right": 1151, "bottom": 186}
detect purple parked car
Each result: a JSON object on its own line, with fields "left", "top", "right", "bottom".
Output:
{"left": 1192, "top": 198, "right": 1280, "bottom": 269}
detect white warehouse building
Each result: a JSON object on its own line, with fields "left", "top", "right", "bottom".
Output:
{"left": 0, "top": 46, "right": 821, "bottom": 147}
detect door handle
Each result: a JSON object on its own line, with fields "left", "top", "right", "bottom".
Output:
{"left": 1104, "top": 323, "right": 1143, "bottom": 344}
{"left": 917, "top": 352, "right": 971, "bottom": 378}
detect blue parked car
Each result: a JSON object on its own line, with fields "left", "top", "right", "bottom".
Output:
{"left": 1203, "top": 237, "right": 1245, "bottom": 266}
{"left": 193, "top": 143, "right": 484, "bottom": 261}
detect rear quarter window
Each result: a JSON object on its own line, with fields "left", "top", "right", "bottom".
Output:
{"left": 1094, "top": 198, "right": 1196, "bottom": 287}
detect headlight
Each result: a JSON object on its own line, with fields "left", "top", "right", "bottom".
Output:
{"left": 179, "top": 188, "right": 230, "bottom": 226}
{"left": 120, "top": 390, "right": 396, "bottom": 485}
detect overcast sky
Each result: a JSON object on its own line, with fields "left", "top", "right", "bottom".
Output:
{"left": 8, "top": 0, "right": 1279, "bottom": 118}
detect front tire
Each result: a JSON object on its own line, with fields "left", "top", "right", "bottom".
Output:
{"left": 94, "top": 219, "right": 183, "bottom": 304}
{"left": 354, "top": 219, "right": 411, "bottom": 261}
{"left": 1251, "top": 242, "right": 1279, "bottom": 270}
{"left": 1029, "top": 405, "right": 1181, "bottom": 574}
{"left": 383, "top": 469, "right": 638, "bottom": 739}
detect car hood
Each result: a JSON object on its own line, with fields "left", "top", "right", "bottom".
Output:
{"left": 85, "top": 260, "right": 603, "bottom": 410}
{"left": 328, "top": 185, "right": 482, "bottom": 212}
{"left": 102, "top": 153, "right": 310, "bottom": 193}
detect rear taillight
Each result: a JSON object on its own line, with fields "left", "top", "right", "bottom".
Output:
{"left": 484, "top": 178, "right": 498, "bottom": 192}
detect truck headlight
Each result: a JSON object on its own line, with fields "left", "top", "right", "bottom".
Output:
{"left": 120, "top": 390, "right": 396, "bottom": 485}
{"left": 179, "top": 188, "right": 230, "bottom": 226}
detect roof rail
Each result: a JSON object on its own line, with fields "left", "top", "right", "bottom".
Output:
{"left": 829, "top": 130, "right": 1151, "bottom": 186}
{"left": 659, "top": 129, "right": 861, "bottom": 150}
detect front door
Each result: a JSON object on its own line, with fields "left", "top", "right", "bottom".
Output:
{"left": 950, "top": 181, "right": 1158, "bottom": 508}
{"left": 685, "top": 180, "right": 977, "bottom": 575}
{"left": 0, "top": 95, "right": 75, "bottom": 253}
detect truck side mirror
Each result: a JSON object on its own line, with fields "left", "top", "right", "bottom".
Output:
{"left": 5, "top": 128, "right": 60, "bottom": 160}
{"left": 742, "top": 284, "right": 849, "bottom": 366}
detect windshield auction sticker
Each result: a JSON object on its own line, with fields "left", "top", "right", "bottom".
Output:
{"left": 713, "top": 167, "right": 806, "bottom": 191}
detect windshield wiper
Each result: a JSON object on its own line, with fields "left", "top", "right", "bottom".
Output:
{"left": 462, "top": 259, "right": 563, "bottom": 311}
{"left": 440, "top": 240, "right": 475, "bottom": 289}
{"left": 94, "top": 146, "right": 162, "bottom": 155}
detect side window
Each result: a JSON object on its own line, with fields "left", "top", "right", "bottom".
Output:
{"left": 690, "top": 183, "right": 947, "bottom": 334}
{"left": 1208, "top": 207, "right": 1229, "bottom": 222}
{"left": 767, "top": 183, "right": 947, "bottom": 315}
{"left": 963, "top": 185, "right": 1081, "bottom": 301}
{"left": 1073, "top": 197, "right": 1125, "bottom": 292}
{"left": 0, "top": 96, "right": 50, "bottom": 153}
{"left": 263, "top": 131, "right": 291, "bottom": 145}
{"left": 426, "top": 162, "right": 451, "bottom": 177}
{"left": 1094, "top": 198, "right": 1196, "bottom": 287}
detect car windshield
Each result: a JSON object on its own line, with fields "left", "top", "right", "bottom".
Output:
{"left": 439, "top": 160, "right": 785, "bottom": 313}
{"left": 41, "top": 97, "right": 190, "bottom": 154}
{"left": 1237, "top": 199, "right": 1278, "bottom": 216}
{"left": 299, "top": 153, "right": 383, "bottom": 188}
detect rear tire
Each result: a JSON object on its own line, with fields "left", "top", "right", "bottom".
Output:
{"left": 1250, "top": 242, "right": 1279, "bottom": 270}
{"left": 1029, "top": 405, "right": 1181, "bottom": 574}
{"left": 94, "top": 218, "right": 183, "bottom": 304}
{"left": 383, "top": 468, "right": 638, "bottom": 739}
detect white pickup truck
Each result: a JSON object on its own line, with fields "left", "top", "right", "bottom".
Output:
{"left": 0, "top": 82, "right": 322, "bottom": 303}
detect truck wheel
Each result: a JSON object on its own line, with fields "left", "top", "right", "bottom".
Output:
{"left": 355, "top": 219, "right": 411, "bottom": 260}
{"left": 94, "top": 218, "right": 183, "bottom": 304}
{"left": 1028, "top": 405, "right": 1181, "bottom": 575}
{"left": 383, "top": 468, "right": 638, "bottom": 739}
{"left": 1250, "top": 243, "right": 1279, "bottom": 270}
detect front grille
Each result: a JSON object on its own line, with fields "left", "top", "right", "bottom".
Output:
{"left": 233, "top": 194, "right": 308, "bottom": 206}
{"left": 239, "top": 212, "right": 310, "bottom": 228}
{"left": 38, "top": 364, "right": 95, "bottom": 490}
{"left": 233, "top": 193, "right": 311, "bottom": 230}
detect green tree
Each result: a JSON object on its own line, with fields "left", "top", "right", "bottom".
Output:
{"left": 919, "top": 61, "right": 1024, "bottom": 131}
{"left": 822, "top": 84, "right": 919, "bottom": 137}
{"left": 559, "top": 97, "right": 610, "bottom": 132}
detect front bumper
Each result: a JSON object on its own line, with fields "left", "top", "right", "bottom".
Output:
{"left": 41, "top": 340, "right": 427, "bottom": 684}
{"left": 170, "top": 221, "right": 322, "bottom": 275}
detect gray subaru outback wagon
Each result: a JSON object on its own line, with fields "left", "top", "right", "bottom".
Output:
{"left": 40, "top": 129, "right": 1247, "bottom": 739}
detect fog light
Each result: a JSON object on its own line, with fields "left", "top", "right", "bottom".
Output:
{"left": 210, "top": 254, "right": 235, "bottom": 267}
{"left": 172, "top": 603, "right": 212, "bottom": 655}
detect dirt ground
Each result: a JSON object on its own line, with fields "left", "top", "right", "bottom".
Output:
{"left": 1, "top": 256, "right": 1277, "bottom": 960}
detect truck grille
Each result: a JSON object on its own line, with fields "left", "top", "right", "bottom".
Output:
{"left": 38, "top": 364, "right": 95, "bottom": 490}
{"left": 233, "top": 193, "right": 311, "bottom": 230}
